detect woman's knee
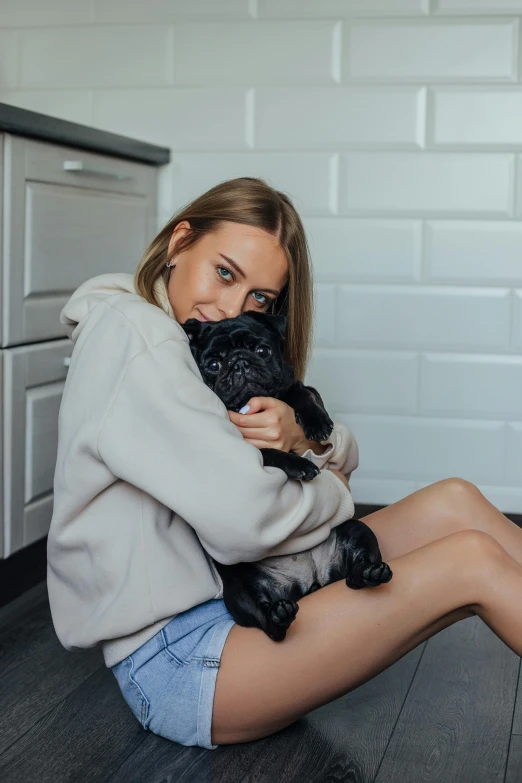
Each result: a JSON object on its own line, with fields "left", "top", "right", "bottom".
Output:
{"left": 433, "top": 477, "right": 486, "bottom": 530}
{"left": 444, "top": 528, "right": 511, "bottom": 572}
{"left": 441, "top": 476, "right": 483, "bottom": 503}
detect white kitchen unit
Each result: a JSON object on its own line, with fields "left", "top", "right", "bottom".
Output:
{"left": 0, "top": 103, "right": 170, "bottom": 559}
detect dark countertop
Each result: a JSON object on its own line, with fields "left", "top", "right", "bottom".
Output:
{"left": 0, "top": 102, "right": 170, "bottom": 166}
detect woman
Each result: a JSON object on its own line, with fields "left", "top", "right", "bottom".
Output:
{"left": 47, "top": 176, "right": 522, "bottom": 751}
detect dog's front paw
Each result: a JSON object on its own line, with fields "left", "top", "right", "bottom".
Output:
{"left": 261, "top": 448, "right": 320, "bottom": 480}
{"left": 289, "top": 460, "right": 321, "bottom": 481}
{"left": 295, "top": 408, "right": 334, "bottom": 443}
{"left": 346, "top": 561, "right": 393, "bottom": 590}
{"left": 276, "top": 452, "right": 320, "bottom": 481}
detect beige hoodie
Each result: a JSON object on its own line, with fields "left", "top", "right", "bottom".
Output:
{"left": 46, "top": 273, "right": 359, "bottom": 668}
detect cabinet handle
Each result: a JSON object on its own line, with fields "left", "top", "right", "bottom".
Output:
{"left": 63, "top": 357, "right": 71, "bottom": 367}
{"left": 63, "top": 160, "right": 134, "bottom": 181}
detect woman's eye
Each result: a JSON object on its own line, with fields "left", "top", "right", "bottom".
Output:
{"left": 216, "top": 265, "right": 270, "bottom": 307}
{"left": 217, "top": 266, "right": 232, "bottom": 282}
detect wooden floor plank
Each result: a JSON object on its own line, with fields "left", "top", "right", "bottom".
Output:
{"left": 0, "top": 581, "right": 102, "bottom": 755}
{"left": 506, "top": 659, "right": 522, "bottom": 783}
{"left": 374, "top": 616, "right": 519, "bottom": 783}
{"left": 107, "top": 737, "right": 268, "bottom": 783}
{"left": 510, "top": 654, "right": 522, "bottom": 735}
{"left": 0, "top": 664, "right": 149, "bottom": 783}
{"left": 505, "top": 734, "right": 522, "bottom": 783}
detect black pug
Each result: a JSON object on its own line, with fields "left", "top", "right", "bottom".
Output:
{"left": 181, "top": 311, "right": 392, "bottom": 641}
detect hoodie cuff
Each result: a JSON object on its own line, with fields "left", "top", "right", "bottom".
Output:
{"left": 299, "top": 421, "right": 358, "bottom": 492}
{"left": 298, "top": 440, "right": 335, "bottom": 471}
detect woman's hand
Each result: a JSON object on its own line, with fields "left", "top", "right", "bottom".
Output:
{"left": 228, "top": 398, "right": 351, "bottom": 490}
{"left": 227, "top": 396, "right": 308, "bottom": 453}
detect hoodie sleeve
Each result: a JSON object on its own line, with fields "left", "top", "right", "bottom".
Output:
{"left": 298, "top": 422, "right": 359, "bottom": 489}
{"left": 97, "top": 338, "right": 355, "bottom": 565}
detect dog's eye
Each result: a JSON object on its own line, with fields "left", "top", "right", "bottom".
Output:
{"left": 256, "top": 346, "right": 271, "bottom": 358}
{"left": 209, "top": 360, "right": 221, "bottom": 372}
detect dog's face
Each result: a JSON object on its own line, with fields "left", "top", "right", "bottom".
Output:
{"left": 181, "top": 311, "right": 294, "bottom": 412}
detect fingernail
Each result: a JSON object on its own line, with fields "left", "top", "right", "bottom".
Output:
{"left": 239, "top": 404, "right": 250, "bottom": 414}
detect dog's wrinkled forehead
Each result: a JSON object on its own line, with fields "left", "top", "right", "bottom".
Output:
{"left": 181, "top": 311, "right": 286, "bottom": 349}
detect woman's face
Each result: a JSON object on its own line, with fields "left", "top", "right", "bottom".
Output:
{"left": 166, "top": 220, "right": 289, "bottom": 324}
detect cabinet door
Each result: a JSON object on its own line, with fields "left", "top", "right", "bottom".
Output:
{"left": 3, "top": 133, "right": 159, "bottom": 347}
{"left": 3, "top": 339, "right": 72, "bottom": 558}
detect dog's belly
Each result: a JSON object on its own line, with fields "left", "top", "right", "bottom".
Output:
{"left": 257, "top": 529, "right": 342, "bottom": 593}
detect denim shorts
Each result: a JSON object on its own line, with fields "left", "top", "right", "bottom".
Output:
{"left": 111, "top": 598, "right": 236, "bottom": 750}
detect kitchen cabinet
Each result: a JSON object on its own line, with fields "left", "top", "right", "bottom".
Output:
{"left": 0, "top": 103, "right": 170, "bottom": 558}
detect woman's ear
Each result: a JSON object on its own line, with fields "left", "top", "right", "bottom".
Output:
{"left": 168, "top": 220, "right": 191, "bottom": 259}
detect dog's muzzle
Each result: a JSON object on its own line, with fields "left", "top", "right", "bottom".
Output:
{"left": 214, "top": 357, "right": 274, "bottom": 410}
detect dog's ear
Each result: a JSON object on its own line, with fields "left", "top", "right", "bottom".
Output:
{"left": 269, "top": 314, "right": 287, "bottom": 340}
{"left": 180, "top": 317, "right": 204, "bottom": 344}
{"left": 244, "top": 311, "right": 287, "bottom": 341}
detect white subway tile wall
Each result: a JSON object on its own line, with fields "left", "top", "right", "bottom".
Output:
{"left": 1, "top": 0, "right": 521, "bottom": 511}
{"left": 0, "top": 0, "right": 91, "bottom": 27}
{"left": 92, "top": 88, "right": 251, "bottom": 149}
{"left": 255, "top": 87, "right": 426, "bottom": 149}
{"left": 19, "top": 27, "right": 174, "bottom": 89}
{"left": 0, "top": 89, "right": 91, "bottom": 124}
{"left": 339, "top": 152, "right": 515, "bottom": 216}
{"left": 0, "top": 31, "right": 18, "bottom": 89}
{"left": 430, "top": 88, "right": 522, "bottom": 148}
{"left": 169, "top": 152, "right": 336, "bottom": 215}
{"left": 433, "top": 1, "right": 522, "bottom": 13}
{"left": 344, "top": 21, "right": 518, "bottom": 82}
{"left": 515, "top": 291, "right": 522, "bottom": 348}
{"left": 173, "top": 21, "right": 341, "bottom": 86}
{"left": 258, "top": 1, "right": 430, "bottom": 18}
{"left": 305, "top": 218, "right": 423, "bottom": 281}
{"left": 93, "top": 0, "right": 254, "bottom": 24}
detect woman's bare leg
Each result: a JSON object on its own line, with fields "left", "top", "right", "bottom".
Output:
{"left": 212, "top": 529, "right": 522, "bottom": 746}
{"left": 360, "top": 477, "right": 522, "bottom": 565}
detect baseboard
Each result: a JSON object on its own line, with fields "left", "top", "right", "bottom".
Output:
{"left": 1, "top": 504, "right": 521, "bottom": 610}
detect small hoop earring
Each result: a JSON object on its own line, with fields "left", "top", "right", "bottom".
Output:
{"left": 166, "top": 261, "right": 174, "bottom": 268}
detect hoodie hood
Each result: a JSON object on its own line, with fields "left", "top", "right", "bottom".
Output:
{"left": 60, "top": 272, "right": 175, "bottom": 343}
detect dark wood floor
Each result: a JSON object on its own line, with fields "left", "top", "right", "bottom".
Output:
{"left": 1, "top": 572, "right": 522, "bottom": 783}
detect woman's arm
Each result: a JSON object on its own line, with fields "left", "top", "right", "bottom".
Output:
{"left": 97, "top": 338, "right": 355, "bottom": 565}
{"left": 329, "top": 468, "right": 349, "bottom": 489}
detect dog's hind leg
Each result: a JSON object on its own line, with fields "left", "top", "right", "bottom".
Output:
{"left": 328, "top": 519, "right": 393, "bottom": 589}
{"left": 211, "top": 559, "right": 305, "bottom": 642}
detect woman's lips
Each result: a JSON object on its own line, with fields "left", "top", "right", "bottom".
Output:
{"left": 197, "top": 309, "right": 210, "bottom": 322}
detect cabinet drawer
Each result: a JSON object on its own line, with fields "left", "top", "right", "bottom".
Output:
{"left": 25, "top": 133, "right": 156, "bottom": 196}
{"left": 2, "top": 339, "right": 72, "bottom": 558}
{"left": 3, "top": 133, "right": 159, "bottom": 347}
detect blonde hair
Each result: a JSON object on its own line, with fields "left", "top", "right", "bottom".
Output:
{"left": 134, "top": 176, "right": 315, "bottom": 381}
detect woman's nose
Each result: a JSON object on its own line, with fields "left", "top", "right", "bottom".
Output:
{"left": 220, "top": 292, "right": 247, "bottom": 319}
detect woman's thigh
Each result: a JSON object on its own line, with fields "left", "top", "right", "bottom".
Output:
{"left": 211, "top": 528, "right": 494, "bottom": 746}
{"left": 359, "top": 477, "right": 480, "bottom": 563}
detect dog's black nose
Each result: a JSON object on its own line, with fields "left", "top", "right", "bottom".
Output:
{"left": 233, "top": 358, "right": 249, "bottom": 372}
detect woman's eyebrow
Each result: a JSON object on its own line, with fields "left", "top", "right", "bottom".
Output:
{"left": 218, "top": 253, "right": 281, "bottom": 296}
